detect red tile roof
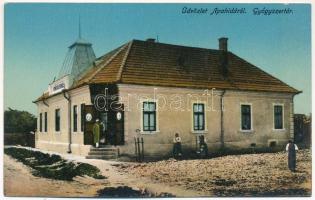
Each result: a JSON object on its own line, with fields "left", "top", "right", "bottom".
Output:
{"left": 35, "top": 39, "right": 300, "bottom": 102}
{"left": 75, "top": 39, "right": 299, "bottom": 93}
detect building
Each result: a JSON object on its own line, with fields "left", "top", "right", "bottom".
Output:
{"left": 33, "top": 36, "right": 300, "bottom": 158}
{"left": 294, "top": 114, "right": 311, "bottom": 148}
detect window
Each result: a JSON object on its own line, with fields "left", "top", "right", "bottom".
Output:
{"left": 274, "top": 105, "right": 283, "bottom": 129}
{"left": 73, "top": 105, "right": 78, "bottom": 132}
{"left": 39, "top": 113, "right": 42, "bottom": 132}
{"left": 44, "top": 112, "right": 47, "bottom": 132}
{"left": 143, "top": 102, "right": 156, "bottom": 131}
{"left": 241, "top": 104, "right": 251, "bottom": 130}
{"left": 193, "top": 103, "right": 205, "bottom": 131}
{"left": 81, "top": 104, "right": 85, "bottom": 132}
{"left": 55, "top": 109, "right": 60, "bottom": 132}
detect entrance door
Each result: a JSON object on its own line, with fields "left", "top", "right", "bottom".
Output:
{"left": 83, "top": 105, "right": 96, "bottom": 145}
{"left": 107, "top": 104, "right": 124, "bottom": 145}
{"left": 114, "top": 105, "right": 124, "bottom": 145}
{"left": 99, "top": 112, "right": 108, "bottom": 145}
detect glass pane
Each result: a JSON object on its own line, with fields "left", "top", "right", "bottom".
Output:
{"left": 149, "top": 102, "right": 156, "bottom": 111}
{"left": 194, "top": 114, "right": 198, "bottom": 130}
{"left": 199, "top": 114, "right": 204, "bottom": 130}
{"left": 199, "top": 104, "right": 204, "bottom": 112}
{"left": 193, "top": 104, "right": 198, "bottom": 112}
{"left": 143, "top": 114, "right": 149, "bottom": 129}
{"left": 149, "top": 114, "right": 155, "bottom": 129}
{"left": 143, "top": 102, "right": 149, "bottom": 111}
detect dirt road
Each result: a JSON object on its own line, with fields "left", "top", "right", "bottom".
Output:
{"left": 4, "top": 147, "right": 312, "bottom": 197}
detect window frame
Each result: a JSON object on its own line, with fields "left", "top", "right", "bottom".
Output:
{"left": 55, "top": 108, "right": 61, "bottom": 132}
{"left": 39, "top": 113, "right": 42, "bottom": 132}
{"left": 73, "top": 105, "right": 78, "bottom": 132}
{"left": 240, "top": 103, "right": 253, "bottom": 132}
{"left": 140, "top": 99, "right": 159, "bottom": 134}
{"left": 44, "top": 112, "right": 47, "bottom": 132}
{"left": 142, "top": 101, "right": 157, "bottom": 132}
{"left": 193, "top": 103, "right": 205, "bottom": 131}
{"left": 80, "top": 104, "right": 85, "bottom": 132}
{"left": 273, "top": 103, "right": 285, "bottom": 131}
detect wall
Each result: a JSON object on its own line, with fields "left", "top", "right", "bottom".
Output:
{"left": 35, "top": 85, "right": 91, "bottom": 156}
{"left": 117, "top": 84, "right": 294, "bottom": 157}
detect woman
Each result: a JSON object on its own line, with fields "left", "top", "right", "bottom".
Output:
{"left": 286, "top": 140, "right": 299, "bottom": 172}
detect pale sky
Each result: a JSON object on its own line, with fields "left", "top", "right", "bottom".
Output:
{"left": 4, "top": 3, "right": 311, "bottom": 114}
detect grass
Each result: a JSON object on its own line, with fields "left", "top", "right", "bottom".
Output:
{"left": 4, "top": 147, "right": 106, "bottom": 181}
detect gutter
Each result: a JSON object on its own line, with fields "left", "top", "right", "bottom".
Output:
{"left": 63, "top": 90, "right": 72, "bottom": 154}
{"left": 220, "top": 89, "right": 226, "bottom": 149}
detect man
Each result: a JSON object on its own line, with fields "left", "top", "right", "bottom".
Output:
{"left": 286, "top": 140, "right": 299, "bottom": 172}
{"left": 93, "top": 119, "right": 100, "bottom": 148}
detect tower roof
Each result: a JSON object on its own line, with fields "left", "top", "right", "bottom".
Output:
{"left": 57, "top": 37, "right": 96, "bottom": 81}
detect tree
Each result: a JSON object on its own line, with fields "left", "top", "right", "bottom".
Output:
{"left": 4, "top": 108, "right": 37, "bottom": 133}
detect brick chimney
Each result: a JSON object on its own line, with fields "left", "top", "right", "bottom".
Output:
{"left": 219, "top": 37, "right": 229, "bottom": 77}
{"left": 219, "top": 37, "right": 228, "bottom": 51}
{"left": 146, "top": 38, "right": 156, "bottom": 43}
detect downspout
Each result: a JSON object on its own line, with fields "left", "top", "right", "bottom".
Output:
{"left": 220, "top": 90, "right": 226, "bottom": 149}
{"left": 63, "top": 90, "right": 72, "bottom": 153}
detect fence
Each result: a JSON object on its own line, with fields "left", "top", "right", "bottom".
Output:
{"left": 134, "top": 137, "right": 144, "bottom": 162}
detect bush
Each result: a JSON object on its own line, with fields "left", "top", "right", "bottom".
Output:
{"left": 4, "top": 147, "right": 106, "bottom": 181}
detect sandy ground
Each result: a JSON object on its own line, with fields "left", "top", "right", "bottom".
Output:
{"left": 116, "top": 150, "right": 312, "bottom": 197}
{"left": 3, "top": 147, "right": 197, "bottom": 197}
{"left": 4, "top": 154, "right": 110, "bottom": 197}
{"left": 4, "top": 147, "right": 312, "bottom": 197}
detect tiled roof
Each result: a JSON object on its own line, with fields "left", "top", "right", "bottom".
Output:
{"left": 74, "top": 39, "right": 299, "bottom": 94}
{"left": 35, "top": 39, "right": 300, "bottom": 102}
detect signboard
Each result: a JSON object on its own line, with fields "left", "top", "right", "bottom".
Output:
{"left": 48, "top": 75, "right": 70, "bottom": 95}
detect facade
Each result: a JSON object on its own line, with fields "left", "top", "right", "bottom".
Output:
{"left": 34, "top": 36, "right": 300, "bottom": 158}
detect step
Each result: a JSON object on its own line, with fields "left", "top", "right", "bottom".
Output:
{"left": 89, "top": 148, "right": 117, "bottom": 151}
{"left": 88, "top": 151, "right": 118, "bottom": 156}
{"left": 90, "top": 149, "right": 118, "bottom": 153}
{"left": 86, "top": 155, "right": 117, "bottom": 160}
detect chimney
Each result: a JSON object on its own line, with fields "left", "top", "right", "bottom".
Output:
{"left": 146, "top": 38, "right": 156, "bottom": 43}
{"left": 219, "top": 37, "right": 228, "bottom": 51}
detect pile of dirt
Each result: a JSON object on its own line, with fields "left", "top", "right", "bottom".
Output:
{"left": 116, "top": 150, "right": 311, "bottom": 196}
{"left": 4, "top": 147, "right": 106, "bottom": 181}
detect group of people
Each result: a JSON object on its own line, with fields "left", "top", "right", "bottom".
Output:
{"left": 93, "top": 119, "right": 299, "bottom": 172}
{"left": 173, "top": 133, "right": 208, "bottom": 158}
{"left": 173, "top": 133, "right": 299, "bottom": 172}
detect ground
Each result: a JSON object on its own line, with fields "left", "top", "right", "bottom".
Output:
{"left": 4, "top": 146, "right": 311, "bottom": 197}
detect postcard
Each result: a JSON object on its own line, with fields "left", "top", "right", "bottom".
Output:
{"left": 3, "top": 2, "right": 312, "bottom": 198}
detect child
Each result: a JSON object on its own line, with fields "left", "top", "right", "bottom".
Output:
{"left": 173, "top": 133, "right": 182, "bottom": 158}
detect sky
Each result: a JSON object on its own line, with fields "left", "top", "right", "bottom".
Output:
{"left": 4, "top": 3, "right": 311, "bottom": 115}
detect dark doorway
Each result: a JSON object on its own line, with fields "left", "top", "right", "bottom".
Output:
{"left": 83, "top": 105, "right": 96, "bottom": 145}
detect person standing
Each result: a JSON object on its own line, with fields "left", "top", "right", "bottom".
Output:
{"left": 286, "top": 140, "right": 299, "bottom": 172}
{"left": 173, "top": 133, "right": 182, "bottom": 158}
{"left": 198, "top": 135, "right": 208, "bottom": 158}
{"left": 93, "top": 119, "right": 101, "bottom": 148}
